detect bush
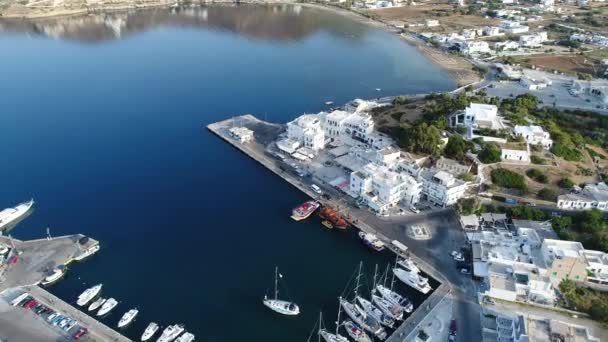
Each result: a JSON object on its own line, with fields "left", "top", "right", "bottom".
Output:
{"left": 491, "top": 168, "right": 527, "bottom": 191}
{"left": 478, "top": 144, "right": 502, "bottom": 164}
{"left": 510, "top": 205, "right": 546, "bottom": 220}
{"left": 538, "top": 187, "right": 558, "bottom": 201}
{"left": 560, "top": 279, "right": 608, "bottom": 323}
{"left": 443, "top": 135, "right": 468, "bottom": 161}
{"left": 551, "top": 143, "right": 582, "bottom": 161}
{"left": 526, "top": 168, "right": 548, "bottom": 183}
{"left": 531, "top": 156, "right": 547, "bottom": 165}
{"left": 456, "top": 197, "right": 481, "bottom": 215}
{"left": 458, "top": 173, "right": 475, "bottom": 182}
{"left": 559, "top": 177, "right": 575, "bottom": 189}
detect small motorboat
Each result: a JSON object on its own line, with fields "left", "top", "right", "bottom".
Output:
{"left": 41, "top": 267, "right": 65, "bottom": 286}
{"left": 140, "top": 322, "right": 159, "bottom": 341}
{"left": 88, "top": 297, "right": 106, "bottom": 312}
{"left": 321, "top": 220, "right": 333, "bottom": 229}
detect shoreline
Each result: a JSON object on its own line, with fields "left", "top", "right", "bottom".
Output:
{"left": 0, "top": 0, "right": 479, "bottom": 87}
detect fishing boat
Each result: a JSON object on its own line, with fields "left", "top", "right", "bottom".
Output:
{"left": 141, "top": 322, "right": 159, "bottom": 341}
{"left": 74, "top": 244, "right": 100, "bottom": 261}
{"left": 77, "top": 284, "right": 102, "bottom": 306}
{"left": 157, "top": 324, "right": 185, "bottom": 342}
{"left": 393, "top": 267, "right": 431, "bottom": 294}
{"left": 88, "top": 298, "right": 106, "bottom": 312}
{"left": 41, "top": 267, "right": 65, "bottom": 286}
{"left": 319, "top": 207, "right": 348, "bottom": 230}
{"left": 376, "top": 285, "right": 413, "bottom": 313}
{"left": 175, "top": 332, "right": 195, "bottom": 342}
{"left": 0, "top": 199, "right": 34, "bottom": 230}
{"left": 262, "top": 266, "right": 300, "bottom": 316}
{"left": 291, "top": 201, "right": 320, "bottom": 221}
{"left": 358, "top": 232, "right": 384, "bottom": 252}
{"left": 118, "top": 308, "right": 138, "bottom": 328}
{"left": 321, "top": 220, "right": 333, "bottom": 229}
{"left": 343, "top": 320, "right": 372, "bottom": 342}
{"left": 97, "top": 298, "right": 118, "bottom": 316}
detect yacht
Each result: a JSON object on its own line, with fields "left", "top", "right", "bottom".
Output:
{"left": 262, "top": 266, "right": 299, "bottom": 315}
{"left": 141, "top": 322, "right": 159, "bottom": 341}
{"left": 77, "top": 284, "right": 102, "bottom": 306}
{"left": 376, "top": 285, "right": 413, "bottom": 313}
{"left": 393, "top": 267, "right": 431, "bottom": 294}
{"left": 97, "top": 298, "right": 118, "bottom": 316}
{"left": 397, "top": 257, "right": 419, "bottom": 274}
{"left": 74, "top": 244, "right": 100, "bottom": 261}
{"left": 118, "top": 308, "right": 138, "bottom": 328}
{"left": 157, "top": 324, "right": 185, "bottom": 342}
{"left": 358, "top": 232, "right": 385, "bottom": 252}
{"left": 0, "top": 199, "right": 34, "bottom": 230}
{"left": 343, "top": 320, "right": 372, "bottom": 342}
{"left": 88, "top": 298, "right": 106, "bottom": 312}
{"left": 41, "top": 267, "right": 65, "bottom": 286}
{"left": 355, "top": 296, "right": 395, "bottom": 328}
{"left": 372, "top": 294, "right": 403, "bottom": 320}
{"left": 175, "top": 332, "right": 195, "bottom": 342}
{"left": 339, "top": 297, "right": 386, "bottom": 340}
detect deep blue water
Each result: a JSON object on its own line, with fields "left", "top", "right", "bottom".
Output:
{"left": 0, "top": 4, "right": 453, "bottom": 341}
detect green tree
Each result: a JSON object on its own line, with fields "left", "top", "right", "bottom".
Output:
{"left": 478, "top": 144, "right": 501, "bottom": 164}
{"left": 559, "top": 177, "right": 575, "bottom": 189}
{"left": 443, "top": 135, "right": 467, "bottom": 161}
{"left": 456, "top": 197, "right": 481, "bottom": 215}
{"left": 398, "top": 123, "right": 442, "bottom": 156}
{"left": 491, "top": 168, "right": 527, "bottom": 191}
{"left": 538, "top": 187, "right": 558, "bottom": 201}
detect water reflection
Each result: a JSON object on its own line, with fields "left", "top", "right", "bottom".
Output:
{"left": 0, "top": 4, "right": 367, "bottom": 43}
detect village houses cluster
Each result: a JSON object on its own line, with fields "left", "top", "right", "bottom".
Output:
{"left": 272, "top": 100, "right": 471, "bottom": 216}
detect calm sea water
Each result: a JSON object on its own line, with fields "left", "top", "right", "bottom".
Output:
{"left": 0, "top": 4, "right": 453, "bottom": 341}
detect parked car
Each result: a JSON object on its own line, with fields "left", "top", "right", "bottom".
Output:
{"left": 449, "top": 319, "right": 458, "bottom": 336}
{"left": 526, "top": 202, "right": 537, "bottom": 207}
{"left": 409, "top": 206, "right": 420, "bottom": 214}
{"left": 73, "top": 328, "right": 88, "bottom": 340}
{"left": 311, "top": 184, "right": 323, "bottom": 195}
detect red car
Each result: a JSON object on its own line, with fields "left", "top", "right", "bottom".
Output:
{"left": 73, "top": 327, "right": 88, "bottom": 340}
{"left": 24, "top": 299, "right": 38, "bottom": 309}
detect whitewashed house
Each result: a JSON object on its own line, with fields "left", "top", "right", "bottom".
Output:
{"left": 519, "top": 32, "right": 548, "bottom": 47}
{"left": 460, "top": 41, "right": 491, "bottom": 55}
{"left": 418, "top": 169, "right": 469, "bottom": 207}
{"left": 500, "top": 143, "right": 530, "bottom": 163}
{"left": 284, "top": 114, "right": 326, "bottom": 152}
{"left": 500, "top": 21, "right": 530, "bottom": 34}
{"left": 557, "top": 182, "right": 608, "bottom": 211}
{"left": 483, "top": 26, "right": 502, "bottom": 36}
{"left": 514, "top": 125, "right": 553, "bottom": 148}
{"left": 449, "top": 103, "right": 501, "bottom": 129}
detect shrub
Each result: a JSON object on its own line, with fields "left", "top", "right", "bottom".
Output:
{"left": 559, "top": 177, "right": 575, "bottom": 189}
{"left": 456, "top": 197, "right": 481, "bottom": 215}
{"left": 491, "top": 168, "right": 527, "bottom": 191}
{"left": 538, "top": 187, "right": 558, "bottom": 201}
{"left": 526, "top": 168, "right": 548, "bottom": 183}
{"left": 531, "top": 156, "right": 547, "bottom": 165}
{"left": 510, "top": 205, "right": 546, "bottom": 220}
{"left": 551, "top": 143, "right": 582, "bottom": 161}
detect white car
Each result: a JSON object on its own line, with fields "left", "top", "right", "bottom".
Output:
{"left": 0, "top": 245, "right": 9, "bottom": 255}
{"left": 409, "top": 206, "right": 420, "bottom": 214}
{"left": 311, "top": 184, "right": 323, "bottom": 195}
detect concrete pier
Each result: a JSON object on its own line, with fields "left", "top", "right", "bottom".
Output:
{"left": 208, "top": 115, "right": 453, "bottom": 341}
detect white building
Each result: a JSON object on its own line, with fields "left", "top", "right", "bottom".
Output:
{"left": 449, "top": 103, "right": 501, "bottom": 129}
{"left": 228, "top": 126, "right": 254, "bottom": 143}
{"left": 460, "top": 41, "right": 491, "bottom": 55}
{"left": 462, "top": 29, "right": 477, "bottom": 40}
{"left": 425, "top": 19, "right": 439, "bottom": 27}
{"left": 500, "top": 143, "right": 530, "bottom": 163}
{"left": 418, "top": 169, "right": 469, "bottom": 207}
{"left": 323, "top": 109, "right": 376, "bottom": 146}
{"left": 483, "top": 26, "right": 502, "bottom": 36}
{"left": 485, "top": 261, "right": 556, "bottom": 305}
{"left": 520, "top": 76, "right": 551, "bottom": 90}
{"left": 519, "top": 32, "right": 548, "bottom": 47}
{"left": 541, "top": 239, "right": 608, "bottom": 286}
{"left": 495, "top": 40, "right": 520, "bottom": 51}
{"left": 513, "top": 125, "right": 553, "bottom": 148}
{"left": 500, "top": 21, "right": 530, "bottom": 34}
{"left": 350, "top": 163, "right": 422, "bottom": 214}
{"left": 557, "top": 182, "right": 608, "bottom": 211}
{"left": 283, "top": 114, "right": 326, "bottom": 152}
{"left": 436, "top": 156, "right": 472, "bottom": 176}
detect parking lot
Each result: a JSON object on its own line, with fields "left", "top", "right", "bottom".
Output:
{"left": 484, "top": 69, "right": 608, "bottom": 114}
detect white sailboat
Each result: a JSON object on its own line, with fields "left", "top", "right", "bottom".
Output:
{"left": 343, "top": 320, "right": 372, "bottom": 342}
{"left": 376, "top": 261, "right": 413, "bottom": 313}
{"left": 340, "top": 262, "right": 386, "bottom": 340}
{"left": 355, "top": 265, "right": 394, "bottom": 328}
{"left": 262, "top": 266, "right": 300, "bottom": 316}
{"left": 318, "top": 311, "right": 349, "bottom": 342}
{"left": 141, "top": 322, "right": 159, "bottom": 341}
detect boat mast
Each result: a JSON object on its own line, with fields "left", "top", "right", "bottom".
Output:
{"left": 335, "top": 298, "right": 342, "bottom": 336}
{"left": 391, "top": 256, "right": 398, "bottom": 290}
{"left": 354, "top": 261, "right": 363, "bottom": 298}
{"left": 274, "top": 266, "right": 279, "bottom": 300}
{"left": 371, "top": 264, "right": 378, "bottom": 299}
{"left": 318, "top": 311, "right": 322, "bottom": 342}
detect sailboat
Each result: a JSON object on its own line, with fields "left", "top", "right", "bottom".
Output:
{"left": 355, "top": 265, "right": 395, "bottom": 328}
{"left": 340, "top": 262, "right": 386, "bottom": 340}
{"left": 318, "top": 311, "right": 349, "bottom": 342}
{"left": 376, "top": 262, "right": 413, "bottom": 313}
{"left": 343, "top": 320, "right": 372, "bottom": 342}
{"left": 262, "top": 266, "right": 300, "bottom": 316}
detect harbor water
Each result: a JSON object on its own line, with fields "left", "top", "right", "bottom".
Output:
{"left": 0, "top": 4, "right": 452, "bottom": 341}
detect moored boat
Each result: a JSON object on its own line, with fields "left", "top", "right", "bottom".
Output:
{"left": 319, "top": 207, "right": 348, "bottom": 229}
{"left": 157, "top": 324, "right": 185, "bottom": 342}
{"left": 343, "top": 320, "right": 372, "bottom": 342}
{"left": 321, "top": 220, "right": 333, "bottom": 229}
{"left": 356, "top": 296, "right": 395, "bottom": 328}
{"left": 141, "top": 322, "right": 159, "bottom": 341}
{"left": 88, "top": 297, "right": 106, "bottom": 312}
{"left": 393, "top": 267, "right": 431, "bottom": 294}
{"left": 358, "top": 232, "right": 384, "bottom": 252}
{"left": 175, "top": 332, "right": 195, "bottom": 342}
{"left": 97, "top": 298, "right": 118, "bottom": 316}
{"left": 397, "top": 257, "right": 419, "bottom": 274}
{"left": 372, "top": 294, "right": 403, "bottom": 320}
{"left": 318, "top": 311, "right": 349, "bottom": 342}
{"left": 74, "top": 244, "right": 100, "bottom": 261}
{"left": 376, "top": 285, "right": 413, "bottom": 313}
{"left": 118, "top": 308, "right": 138, "bottom": 328}
{"left": 0, "top": 199, "right": 34, "bottom": 230}
{"left": 262, "top": 266, "right": 299, "bottom": 315}
{"left": 77, "top": 284, "right": 102, "bottom": 306}
{"left": 340, "top": 297, "right": 386, "bottom": 340}
{"left": 291, "top": 201, "right": 320, "bottom": 221}
{"left": 41, "top": 267, "right": 65, "bottom": 286}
